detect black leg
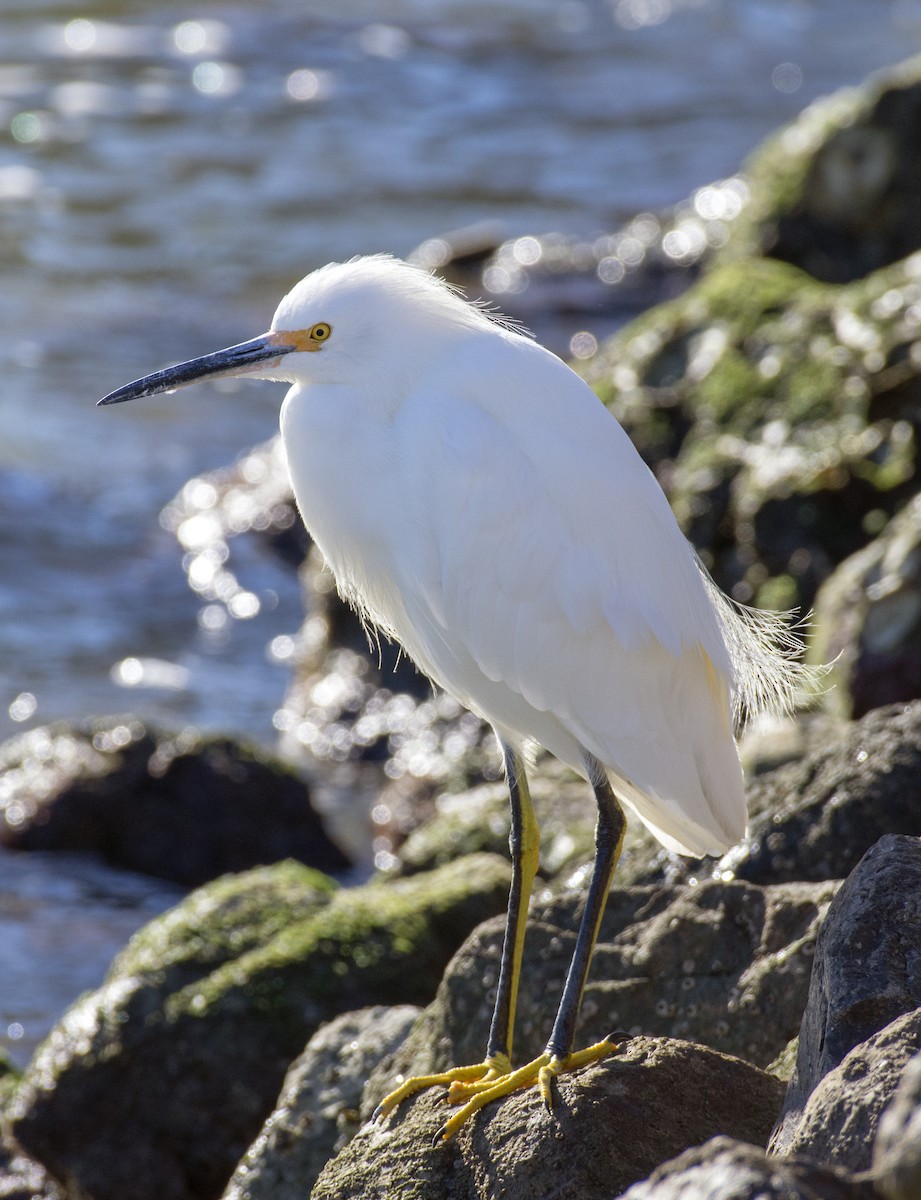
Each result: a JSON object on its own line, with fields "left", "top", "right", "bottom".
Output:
{"left": 546, "top": 759, "right": 625, "bottom": 1062}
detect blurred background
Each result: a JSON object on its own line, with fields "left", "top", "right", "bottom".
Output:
{"left": 3, "top": 0, "right": 921, "bottom": 1063}
{"left": 3, "top": 0, "right": 921, "bottom": 747}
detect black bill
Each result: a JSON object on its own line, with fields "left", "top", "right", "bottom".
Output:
{"left": 97, "top": 333, "right": 296, "bottom": 406}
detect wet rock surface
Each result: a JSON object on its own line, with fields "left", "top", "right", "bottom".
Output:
{"left": 0, "top": 717, "right": 349, "bottom": 886}
{"left": 12, "top": 53, "right": 921, "bottom": 1200}
{"left": 0, "top": 1148, "right": 65, "bottom": 1200}
{"left": 580, "top": 253, "right": 921, "bottom": 618}
{"left": 714, "top": 702, "right": 921, "bottom": 886}
{"left": 718, "top": 56, "right": 921, "bottom": 283}
{"left": 314, "top": 1039, "right": 784, "bottom": 1200}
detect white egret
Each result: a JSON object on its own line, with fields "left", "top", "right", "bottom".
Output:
{"left": 99, "top": 254, "right": 808, "bottom": 1142}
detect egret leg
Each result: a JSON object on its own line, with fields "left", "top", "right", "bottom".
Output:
{"left": 535, "top": 761, "right": 626, "bottom": 1103}
{"left": 433, "top": 757, "right": 626, "bottom": 1141}
{"left": 485, "top": 742, "right": 541, "bottom": 1064}
{"left": 373, "top": 740, "right": 541, "bottom": 1128}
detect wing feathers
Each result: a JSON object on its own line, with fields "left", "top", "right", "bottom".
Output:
{"left": 391, "top": 341, "right": 759, "bottom": 854}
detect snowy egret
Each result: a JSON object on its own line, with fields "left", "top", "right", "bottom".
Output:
{"left": 100, "top": 254, "right": 807, "bottom": 1142}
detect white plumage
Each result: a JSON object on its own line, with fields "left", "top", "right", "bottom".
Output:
{"left": 272, "top": 255, "right": 801, "bottom": 856}
{"left": 100, "top": 253, "right": 809, "bottom": 1138}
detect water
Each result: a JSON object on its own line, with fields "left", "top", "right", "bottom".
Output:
{"left": 2, "top": 0, "right": 920, "bottom": 1066}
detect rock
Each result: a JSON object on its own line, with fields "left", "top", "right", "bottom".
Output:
{"left": 0, "top": 1050, "right": 19, "bottom": 1113}
{"left": 314, "top": 1039, "right": 784, "bottom": 1200}
{"left": 159, "top": 434, "right": 309, "bottom": 596}
{"left": 874, "top": 1048, "right": 921, "bottom": 1200}
{"left": 0, "top": 718, "right": 349, "bottom": 886}
{"left": 784, "top": 1008, "right": 921, "bottom": 1172}
{"left": 719, "top": 55, "right": 921, "bottom": 283}
{"left": 366, "top": 876, "right": 836, "bottom": 1107}
{"left": 224, "top": 1006, "right": 419, "bottom": 1200}
{"left": 713, "top": 703, "right": 921, "bottom": 887}
{"left": 619, "top": 1135, "right": 877, "bottom": 1200}
{"left": 8, "top": 854, "right": 511, "bottom": 1200}
{"left": 771, "top": 834, "right": 921, "bottom": 1157}
{"left": 391, "top": 756, "right": 664, "bottom": 887}
{"left": 0, "top": 1148, "right": 65, "bottom": 1200}
{"left": 0, "top": 1057, "right": 62, "bottom": 1200}
{"left": 580, "top": 251, "right": 921, "bottom": 616}
{"left": 810, "top": 496, "right": 921, "bottom": 718}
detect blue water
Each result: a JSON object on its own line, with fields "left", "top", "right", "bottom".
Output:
{"left": 1, "top": 0, "right": 920, "bottom": 1065}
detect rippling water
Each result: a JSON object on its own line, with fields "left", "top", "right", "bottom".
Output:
{"left": 2, "top": 0, "right": 920, "bottom": 1064}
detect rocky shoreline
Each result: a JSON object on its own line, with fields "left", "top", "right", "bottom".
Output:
{"left": 4, "top": 55, "right": 921, "bottom": 1200}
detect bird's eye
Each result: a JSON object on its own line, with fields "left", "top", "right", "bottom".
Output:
{"left": 310, "top": 323, "right": 332, "bottom": 342}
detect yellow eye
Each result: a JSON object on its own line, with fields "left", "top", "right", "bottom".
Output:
{"left": 310, "top": 322, "right": 332, "bottom": 342}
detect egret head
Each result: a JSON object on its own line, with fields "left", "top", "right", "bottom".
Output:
{"left": 98, "top": 255, "right": 500, "bottom": 407}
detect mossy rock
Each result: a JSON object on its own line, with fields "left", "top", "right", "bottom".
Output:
{"left": 718, "top": 54, "right": 921, "bottom": 283}
{"left": 9, "top": 854, "right": 511, "bottom": 1200}
{"left": 0, "top": 1046, "right": 21, "bottom": 1113}
{"left": 391, "top": 757, "right": 667, "bottom": 888}
{"left": 809, "top": 493, "right": 921, "bottom": 717}
{"left": 580, "top": 254, "right": 921, "bottom": 613}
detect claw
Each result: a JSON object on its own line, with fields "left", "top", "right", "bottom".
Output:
{"left": 375, "top": 1039, "right": 620, "bottom": 1140}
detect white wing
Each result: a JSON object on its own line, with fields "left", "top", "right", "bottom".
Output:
{"left": 389, "top": 332, "right": 747, "bottom": 857}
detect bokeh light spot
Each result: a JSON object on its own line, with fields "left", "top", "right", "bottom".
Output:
{"left": 772, "top": 62, "right": 803, "bottom": 94}
{"left": 64, "top": 19, "right": 96, "bottom": 52}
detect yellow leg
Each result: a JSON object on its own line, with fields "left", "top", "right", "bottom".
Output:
{"left": 376, "top": 753, "right": 626, "bottom": 1143}
{"left": 373, "top": 743, "right": 539, "bottom": 1127}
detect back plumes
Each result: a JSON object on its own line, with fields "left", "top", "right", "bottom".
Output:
{"left": 699, "top": 564, "right": 821, "bottom": 730}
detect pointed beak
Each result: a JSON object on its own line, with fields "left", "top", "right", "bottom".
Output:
{"left": 97, "top": 331, "right": 297, "bottom": 406}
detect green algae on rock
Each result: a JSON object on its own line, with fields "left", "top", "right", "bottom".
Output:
{"left": 8, "top": 854, "right": 511, "bottom": 1200}
{"left": 579, "top": 254, "right": 921, "bottom": 615}
{"left": 810, "top": 493, "right": 921, "bottom": 717}
{"left": 716, "top": 54, "right": 921, "bottom": 283}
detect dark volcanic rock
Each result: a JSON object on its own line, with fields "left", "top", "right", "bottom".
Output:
{"left": 314, "top": 1039, "right": 784, "bottom": 1200}
{"left": 0, "top": 1148, "right": 65, "bottom": 1200}
{"left": 771, "top": 834, "right": 921, "bottom": 1158}
{"left": 0, "top": 718, "right": 348, "bottom": 885}
{"left": 718, "top": 703, "right": 921, "bottom": 886}
{"left": 8, "top": 855, "right": 510, "bottom": 1200}
{"left": 366, "top": 876, "right": 835, "bottom": 1108}
{"left": 619, "top": 1135, "right": 877, "bottom": 1200}
{"left": 718, "top": 56, "right": 921, "bottom": 283}
{"left": 783, "top": 1008, "right": 921, "bottom": 1173}
{"left": 810, "top": 495, "right": 921, "bottom": 719}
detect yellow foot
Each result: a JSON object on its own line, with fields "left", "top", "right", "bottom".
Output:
{"left": 440, "top": 1036, "right": 620, "bottom": 1141}
{"left": 372, "top": 1052, "right": 512, "bottom": 1124}
{"left": 375, "top": 1036, "right": 621, "bottom": 1144}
